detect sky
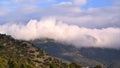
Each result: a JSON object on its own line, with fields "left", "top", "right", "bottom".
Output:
{"left": 0, "top": 0, "right": 120, "bottom": 48}
{"left": 0, "top": 0, "right": 119, "bottom": 27}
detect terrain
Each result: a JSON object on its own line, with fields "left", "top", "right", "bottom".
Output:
{"left": 32, "top": 39, "right": 120, "bottom": 68}
{"left": 0, "top": 34, "right": 82, "bottom": 68}
{"left": 1, "top": 33, "right": 119, "bottom": 68}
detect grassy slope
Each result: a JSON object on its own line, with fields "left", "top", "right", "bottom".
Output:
{"left": 0, "top": 34, "right": 70, "bottom": 68}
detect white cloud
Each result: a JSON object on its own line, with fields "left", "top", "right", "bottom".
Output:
{"left": 0, "top": 17, "right": 120, "bottom": 49}
{"left": 55, "top": 0, "right": 87, "bottom": 6}
{"left": 73, "top": 0, "right": 87, "bottom": 6}
{"left": 1, "top": 0, "right": 119, "bottom": 28}
{"left": 56, "top": 2, "right": 72, "bottom": 6}
{"left": 0, "top": 0, "right": 120, "bottom": 49}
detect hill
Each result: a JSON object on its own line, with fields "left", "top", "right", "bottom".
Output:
{"left": 0, "top": 34, "right": 82, "bottom": 68}
{"left": 32, "top": 39, "right": 120, "bottom": 68}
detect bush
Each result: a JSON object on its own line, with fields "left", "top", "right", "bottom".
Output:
{"left": 49, "top": 64, "right": 56, "bottom": 68}
{"left": 0, "top": 57, "right": 7, "bottom": 68}
{"left": 8, "top": 59, "right": 18, "bottom": 68}
{"left": 0, "top": 63, "right": 5, "bottom": 68}
{"left": 94, "top": 65, "right": 102, "bottom": 68}
{"left": 69, "top": 63, "right": 82, "bottom": 68}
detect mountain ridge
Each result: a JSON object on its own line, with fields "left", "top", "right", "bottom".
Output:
{"left": 0, "top": 34, "right": 81, "bottom": 68}
{"left": 32, "top": 39, "right": 120, "bottom": 68}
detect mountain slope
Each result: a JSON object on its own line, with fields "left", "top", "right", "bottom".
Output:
{"left": 32, "top": 39, "right": 120, "bottom": 68}
{"left": 0, "top": 34, "right": 72, "bottom": 68}
{"left": 33, "top": 40, "right": 104, "bottom": 67}
{"left": 79, "top": 47, "right": 120, "bottom": 68}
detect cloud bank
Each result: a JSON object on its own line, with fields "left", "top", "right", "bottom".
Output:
{"left": 0, "top": 0, "right": 120, "bottom": 28}
{"left": 0, "top": 17, "right": 120, "bottom": 49}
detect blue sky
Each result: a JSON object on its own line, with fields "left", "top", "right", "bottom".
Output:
{"left": 82, "top": 0, "right": 113, "bottom": 8}
{"left": 0, "top": 0, "right": 120, "bottom": 28}
{"left": 0, "top": 0, "right": 114, "bottom": 9}
{"left": 0, "top": 0, "right": 120, "bottom": 48}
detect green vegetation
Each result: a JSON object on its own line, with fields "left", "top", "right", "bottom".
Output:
{"left": 94, "top": 65, "right": 102, "bottom": 68}
{"left": 0, "top": 34, "right": 103, "bottom": 68}
{"left": 0, "top": 34, "right": 70, "bottom": 68}
{"left": 0, "top": 57, "right": 7, "bottom": 68}
{"left": 69, "top": 63, "right": 82, "bottom": 68}
{"left": 49, "top": 64, "right": 56, "bottom": 68}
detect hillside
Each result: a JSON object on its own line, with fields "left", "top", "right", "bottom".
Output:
{"left": 32, "top": 39, "right": 120, "bottom": 68}
{"left": 0, "top": 34, "right": 82, "bottom": 68}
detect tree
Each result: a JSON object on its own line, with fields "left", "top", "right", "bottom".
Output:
{"left": 49, "top": 64, "right": 56, "bottom": 68}
{"left": 8, "top": 59, "right": 18, "bottom": 68}
{"left": 94, "top": 65, "right": 102, "bottom": 68}
{"left": 20, "top": 64, "right": 25, "bottom": 68}
{"left": 69, "top": 63, "right": 82, "bottom": 68}
{"left": 0, "top": 57, "right": 7, "bottom": 68}
{"left": 0, "top": 63, "right": 5, "bottom": 68}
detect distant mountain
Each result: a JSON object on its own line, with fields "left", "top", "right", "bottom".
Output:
{"left": 32, "top": 39, "right": 120, "bottom": 68}
{"left": 79, "top": 47, "right": 120, "bottom": 68}
{"left": 0, "top": 34, "right": 83, "bottom": 68}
